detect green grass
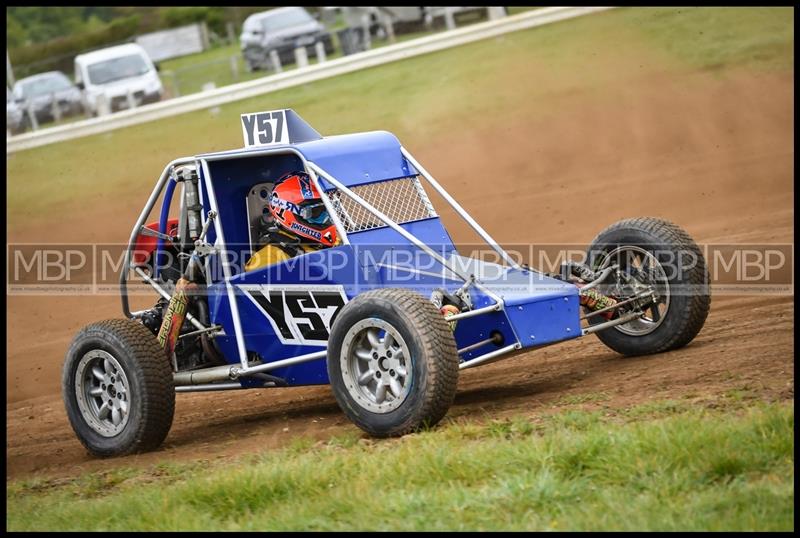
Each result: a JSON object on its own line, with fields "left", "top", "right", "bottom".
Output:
{"left": 5, "top": 9, "right": 793, "bottom": 530}
{"left": 156, "top": 8, "right": 547, "bottom": 97}
{"left": 157, "top": 28, "right": 440, "bottom": 97}
{"left": 6, "top": 401, "right": 793, "bottom": 531}
{"left": 623, "top": 7, "right": 793, "bottom": 71}
{"left": 554, "top": 391, "right": 612, "bottom": 406}
{"left": 159, "top": 43, "right": 251, "bottom": 97}
{"left": 7, "top": 7, "right": 793, "bottom": 233}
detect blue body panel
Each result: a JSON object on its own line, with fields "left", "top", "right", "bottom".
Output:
{"left": 293, "top": 131, "right": 417, "bottom": 189}
{"left": 196, "top": 128, "right": 581, "bottom": 388}
{"left": 199, "top": 130, "right": 417, "bottom": 189}
{"left": 450, "top": 256, "right": 582, "bottom": 357}
{"left": 209, "top": 245, "right": 367, "bottom": 385}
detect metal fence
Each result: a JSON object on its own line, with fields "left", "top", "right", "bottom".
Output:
{"left": 7, "top": 8, "right": 508, "bottom": 135}
{"left": 7, "top": 7, "right": 615, "bottom": 153}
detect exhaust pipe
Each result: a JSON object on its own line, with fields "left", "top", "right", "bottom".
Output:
{"left": 174, "top": 364, "right": 236, "bottom": 386}
{"left": 173, "top": 349, "right": 327, "bottom": 386}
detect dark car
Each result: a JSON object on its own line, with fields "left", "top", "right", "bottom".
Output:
{"left": 240, "top": 7, "right": 335, "bottom": 71}
{"left": 12, "top": 71, "right": 84, "bottom": 125}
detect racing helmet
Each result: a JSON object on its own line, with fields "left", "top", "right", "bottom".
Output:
{"left": 269, "top": 171, "right": 338, "bottom": 247}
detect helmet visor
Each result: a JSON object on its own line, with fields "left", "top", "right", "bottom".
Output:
{"left": 299, "top": 201, "right": 331, "bottom": 227}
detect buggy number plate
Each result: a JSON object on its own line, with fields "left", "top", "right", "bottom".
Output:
{"left": 241, "top": 109, "right": 290, "bottom": 148}
{"left": 239, "top": 284, "right": 348, "bottom": 346}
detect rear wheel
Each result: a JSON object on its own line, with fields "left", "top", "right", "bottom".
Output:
{"left": 63, "top": 319, "right": 175, "bottom": 457}
{"left": 327, "top": 288, "right": 460, "bottom": 437}
{"left": 586, "top": 217, "right": 710, "bottom": 356}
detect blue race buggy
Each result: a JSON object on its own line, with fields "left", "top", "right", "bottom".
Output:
{"left": 63, "top": 110, "right": 710, "bottom": 456}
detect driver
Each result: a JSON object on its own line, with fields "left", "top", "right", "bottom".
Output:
{"left": 245, "top": 171, "right": 339, "bottom": 272}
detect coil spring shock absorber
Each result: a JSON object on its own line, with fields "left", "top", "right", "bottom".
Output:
{"left": 156, "top": 276, "right": 199, "bottom": 358}
{"left": 431, "top": 289, "right": 463, "bottom": 331}
{"left": 561, "top": 261, "right": 619, "bottom": 319}
{"left": 157, "top": 210, "right": 216, "bottom": 361}
{"left": 579, "top": 288, "right": 618, "bottom": 319}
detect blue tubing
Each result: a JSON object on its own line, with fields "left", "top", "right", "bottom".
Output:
{"left": 154, "top": 178, "right": 177, "bottom": 280}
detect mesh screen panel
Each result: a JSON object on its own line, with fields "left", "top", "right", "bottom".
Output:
{"left": 327, "top": 177, "right": 437, "bottom": 233}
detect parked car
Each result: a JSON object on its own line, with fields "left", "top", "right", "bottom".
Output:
{"left": 11, "top": 71, "right": 84, "bottom": 126}
{"left": 325, "top": 7, "right": 500, "bottom": 36}
{"left": 74, "top": 43, "right": 163, "bottom": 116}
{"left": 7, "top": 86, "right": 27, "bottom": 135}
{"left": 240, "top": 7, "right": 334, "bottom": 71}
{"left": 424, "top": 6, "right": 499, "bottom": 27}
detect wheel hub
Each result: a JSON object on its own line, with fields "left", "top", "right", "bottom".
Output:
{"left": 74, "top": 350, "right": 131, "bottom": 437}
{"left": 340, "top": 318, "right": 412, "bottom": 414}
{"left": 597, "top": 245, "right": 671, "bottom": 336}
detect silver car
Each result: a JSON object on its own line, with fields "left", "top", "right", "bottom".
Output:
{"left": 12, "top": 71, "right": 84, "bottom": 125}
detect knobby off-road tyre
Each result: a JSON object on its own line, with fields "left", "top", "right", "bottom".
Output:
{"left": 327, "top": 288, "right": 460, "bottom": 437}
{"left": 62, "top": 319, "right": 175, "bottom": 457}
{"left": 586, "top": 217, "right": 711, "bottom": 356}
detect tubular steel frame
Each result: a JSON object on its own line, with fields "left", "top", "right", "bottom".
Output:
{"left": 120, "top": 146, "right": 600, "bottom": 390}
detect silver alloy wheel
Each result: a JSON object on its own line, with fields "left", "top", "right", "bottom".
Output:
{"left": 340, "top": 318, "right": 412, "bottom": 414}
{"left": 598, "top": 245, "right": 671, "bottom": 336}
{"left": 74, "top": 350, "right": 131, "bottom": 437}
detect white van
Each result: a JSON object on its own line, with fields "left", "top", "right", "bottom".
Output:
{"left": 74, "top": 43, "right": 163, "bottom": 116}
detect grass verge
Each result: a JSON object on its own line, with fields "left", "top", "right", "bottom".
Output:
{"left": 157, "top": 29, "right": 442, "bottom": 97}
{"left": 6, "top": 400, "right": 793, "bottom": 531}
{"left": 7, "top": 7, "right": 793, "bottom": 232}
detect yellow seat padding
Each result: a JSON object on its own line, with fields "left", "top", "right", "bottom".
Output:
{"left": 244, "top": 243, "right": 316, "bottom": 272}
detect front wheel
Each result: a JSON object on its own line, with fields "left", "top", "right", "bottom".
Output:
{"left": 327, "top": 288, "right": 460, "bottom": 437}
{"left": 62, "top": 319, "right": 175, "bottom": 457}
{"left": 586, "top": 217, "right": 711, "bottom": 356}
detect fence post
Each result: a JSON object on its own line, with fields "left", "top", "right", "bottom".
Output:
{"left": 269, "top": 50, "right": 283, "bottom": 73}
{"left": 294, "top": 46, "right": 308, "bottom": 69}
{"left": 315, "top": 41, "right": 326, "bottom": 64}
{"left": 25, "top": 102, "right": 39, "bottom": 131}
{"left": 199, "top": 21, "right": 211, "bottom": 51}
{"left": 444, "top": 8, "right": 457, "bottom": 31}
{"left": 97, "top": 93, "right": 110, "bottom": 116}
{"left": 7, "top": 50, "right": 15, "bottom": 87}
{"left": 126, "top": 88, "right": 136, "bottom": 110}
{"left": 226, "top": 21, "right": 236, "bottom": 46}
{"left": 487, "top": 7, "right": 507, "bottom": 21}
{"left": 50, "top": 92, "right": 62, "bottom": 122}
{"left": 361, "top": 13, "right": 372, "bottom": 50}
{"left": 230, "top": 55, "right": 240, "bottom": 81}
{"left": 382, "top": 12, "right": 396, "bottom": 43}
{"left": 166, "top": 70, "right": 181, "bottom": 98}
{"left": 82, "top": 93, "right": 91, "bottom": 119}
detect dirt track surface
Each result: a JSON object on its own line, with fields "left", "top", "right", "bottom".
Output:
{"left": 6, "top": 68, "right": 794, "bottom": 480}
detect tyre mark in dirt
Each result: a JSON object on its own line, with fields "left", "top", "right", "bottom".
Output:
{"left": 7, "top": 297, "right": 792, "bottom": 480}
{"left": 6, "top": 68, "right": 793, "bottom": 481}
